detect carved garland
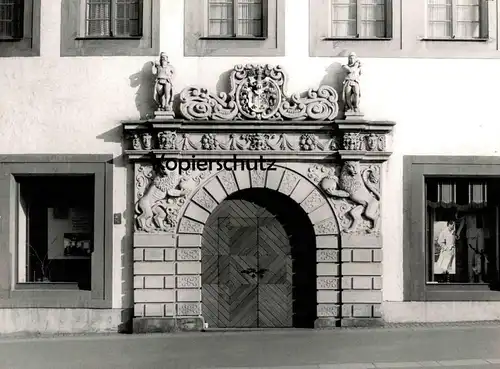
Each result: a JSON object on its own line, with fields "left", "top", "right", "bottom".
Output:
{"left": 128, "top": 131, "right": 386, "bottom": 152}
{"left": 179, "top": 64, "right": 339, "bottom": 121}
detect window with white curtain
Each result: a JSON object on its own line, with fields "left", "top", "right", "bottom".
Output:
{"left": 85, "top": 0, "right": 141, "bottom": 37}
{"left": 330, "top": 0, "right": 387, "bottom": 38}
{"left": 208, "top": 0, "right": 263, "bottom": 37}
{"left": 427, "top": 0, "right": 486, "bottom": 39}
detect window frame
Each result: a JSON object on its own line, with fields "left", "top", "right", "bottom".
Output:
{"left": 206, "top": 0, "right": 265, "bottom": 38}
{"left": 184, "top": 0, "right": 285, "bottom": 57}
{"left": 403, "top": 155, "right": 500, "bottom": 302}
{"left": 424, "top": 0, "right": 489, "bottom": 41}
{"left": 82, "top": 0, "right": 143, "bottom": 38}
{"left": 309, "top": 0, "right": 400, "bottom": 57}
{"left": 328, "top": 0, "right": 392, "bottom": 40}
{"left": 60, "top": 0, "right": 159, "bottom": 57}
{"left": 0, "top": 0, "right": 40, "bottom": 58}
{"left": 0, "top": 155, "right": 113, "bottom": 308}
{"left": 310, "top": 0, "right": 500, "bottom": 58}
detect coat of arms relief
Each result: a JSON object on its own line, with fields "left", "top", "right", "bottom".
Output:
{"left": 179, "top": 63, "right": 339, "bottom": 121}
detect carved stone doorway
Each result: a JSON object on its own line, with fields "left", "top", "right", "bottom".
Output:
{"left": 201, "top": 188, "right": 317, "bottom": 329}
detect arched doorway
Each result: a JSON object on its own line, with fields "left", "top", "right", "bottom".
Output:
{"left": 201, "top": 187, "right": 317, "bottom": 329}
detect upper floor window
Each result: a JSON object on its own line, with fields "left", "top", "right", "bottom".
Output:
{"left": 0, "top": 0, "right": 40, "bottom": 57}
{"left": 208, "top": 0, "right": 263, "bottom": 38}
{"left": 0, "top": 0, "right": 23, "bottom": 39}
{"left": 60, "top": 0, "right": 159, "bottom": 57}
{"left": 184, "top": 0, "right": 284, "bottom": 57}
{"left": 330, "top": 0, "right": 389, "bottom": 38}
{"left": 85, "top": 0, "right": 141, "bottom": 38}
{"left": 427, "top": 0, "right": 487, "bottom": 39}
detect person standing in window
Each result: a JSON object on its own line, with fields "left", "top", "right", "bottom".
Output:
{"left": 434, "top": 220, "right": 457, "bottom": 275}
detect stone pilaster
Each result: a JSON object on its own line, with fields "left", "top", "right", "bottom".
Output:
{"left": 315, "top": 242, "right": 341, "bottom": 328}
{"left": 340, "top": 233, "right": 383, "bottom": 327}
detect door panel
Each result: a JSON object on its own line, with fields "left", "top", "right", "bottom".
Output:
{"left": 201, "top": 199, "right": 294, "bottom": 328}
{"left": 258, "top": 218, "right": 293, "bottom": 328}
{"left": 221, "top": 217, "right": 259, "bottom": 328}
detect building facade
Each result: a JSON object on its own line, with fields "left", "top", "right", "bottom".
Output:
{"left": 1, "top": 0, "right": 500, "bottom": 333}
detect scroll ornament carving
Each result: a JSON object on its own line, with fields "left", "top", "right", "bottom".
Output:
{"left": 135, "top": 162, "right": 208, "bottom": 233}
{"left": 180, "top": 64, "right": 339, "bottom": 121}
{"left": 308, "top": 162, "right": 381, "bottom": 233}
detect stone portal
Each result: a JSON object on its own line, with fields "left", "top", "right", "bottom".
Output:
{"left": 122, "top": 63, "right": 395, "bottom": 332}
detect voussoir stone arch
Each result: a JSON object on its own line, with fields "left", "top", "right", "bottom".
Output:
{"left": 176, "top": 165, "right": 340, "bottom": 243}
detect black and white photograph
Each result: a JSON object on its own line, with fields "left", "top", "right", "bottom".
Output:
{"left": 2, "top": 0, "right": 500, "bottom": 368}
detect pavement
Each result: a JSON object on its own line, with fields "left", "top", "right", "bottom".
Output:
{"left": 1, "top": 324, "right": 500, "bottom": 369}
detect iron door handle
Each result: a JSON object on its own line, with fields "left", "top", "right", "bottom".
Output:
{"left": 241, "top": 268, "right": 257, "bottom": 278}
{"left": 256, "top": 268, "right": 268, "bottom": 278}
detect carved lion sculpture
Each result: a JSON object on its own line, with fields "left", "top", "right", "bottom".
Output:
{"left": 320, "top": 161, "right": 380, "bottom": 233}
{"left": 135, "top": 161, "right": 191, "bottom": 232}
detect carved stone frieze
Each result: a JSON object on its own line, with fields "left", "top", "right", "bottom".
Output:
{"left": 308, "top": 162, "right": 381, "bottom": 234}
{"left": 342, "top": 132, "right": 388, "bottom": 152}
{"left": 128, "top": 131, "right": 342, "bottom": 152}
{"left": 299, "top": 134, "right": 323, "bottom": 151}
{"left": 141, "top": 133, "right": 153, "bottom": 150}
{"left": 158, "top": 131, "right": 178, "bottom": 150}
{"left": 179, "top": 64, "right": 339, "bottom": 121}
{"left": 134, "top": 161, "right": 208, "bottom": 233}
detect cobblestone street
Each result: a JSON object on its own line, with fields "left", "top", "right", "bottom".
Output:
{"left": 1, "top": 324, "right": 500, "bottom": 369}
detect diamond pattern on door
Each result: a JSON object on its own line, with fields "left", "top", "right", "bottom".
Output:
{"left": 201, "top": 199, "right": 293, "bottom": 328}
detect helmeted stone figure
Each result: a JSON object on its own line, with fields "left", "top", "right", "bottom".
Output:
{"left": 152, "top": 52, "right": 175, "bottom": 113}
{"left": 342, "top": 52, "right": 362, "bottom": 114}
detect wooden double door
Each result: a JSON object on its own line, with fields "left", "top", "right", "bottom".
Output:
{"left": 202, "top": 198, "right": 293, "bottom": 328}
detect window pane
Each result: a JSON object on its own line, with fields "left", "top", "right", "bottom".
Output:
{"left": 17, "top": 176, "right": 94, "bottom": 290}
{"left": 426, "top": 178, "right": 498, "bottom": 285}
{"left": 115, "top": 0, "right": 141, "bottom": 36}
{"left": 0, "top": 0, "right": 22, "bottom": 38}
{"left": 331, "top": 0, "right": 357, "bottom": 37}
{"left": 86, "top": 0, "right": 111, "bottom": 36}
{"left": 360, "top": 0, "right": 385, "bottom": 37}
{"left": 208, "top": 0, "right": 234, "bottom": 36}
{"left": 237, "top": 0, "right": 263, "bottom": 37}
{"left": 455, "top": 0, "right": 480, "bottom": 38}
{"left": 427, "top": 0, "right": 452, "bottom": 38}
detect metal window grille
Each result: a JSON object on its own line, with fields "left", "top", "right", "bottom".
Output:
{"left": 208, "top": 0, "right": 263, "bottom": 37}
{"left": 330, "top": 0, "right": 386, "bottom": 38}
{"left": 85, "top": 0, "right": 141, "bottom": 37}
{"left": 0, "top": 0, "right": 23, "bottom": 39}
{"left": 427, "top": 0, "right": 484, "bottom": 39}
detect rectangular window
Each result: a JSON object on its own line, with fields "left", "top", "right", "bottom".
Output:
{"left": 330, "top": 0, "right": 387, "bottom": 38}
{"left": 0, "top": 157, "right": 113, "bottom": 308}
{"left": 403, "top": 156, "right": 500, "bottom": 302}
{"left": 208, "top": 0, "right": 263, "bottom": 37}
{"left": 0, "top": 0, "right": 23, "bottom": 39}
{"left": 426, "top": 178, "right": 499, "bottom": 285}
{"left": 85, "top": 0, "right": 141, "bottom": 37}
{"left": 427, "top": 0, "right": 486, "bottom": 39}
{"left": 17, "top": 176, "right": 94, "bottom": 290}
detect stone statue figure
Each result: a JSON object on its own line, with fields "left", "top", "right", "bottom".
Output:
{"left": 342, "top": 52, "right": 362, "bottom": 114}
{"left": 152, "top": 52, "right": 174, "bottom": 112}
